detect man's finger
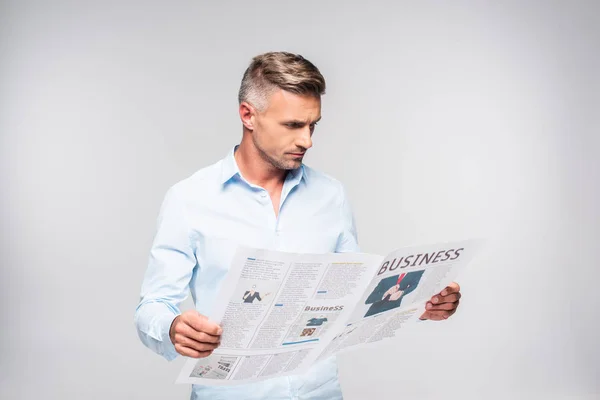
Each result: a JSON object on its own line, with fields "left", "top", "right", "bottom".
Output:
{"left": 185, "top": 313, "right": 223, "bottom": 336}
{"left": 174, "top": 333, "right": 220, "bottom": 352}
{"left": 177, "top": 323, "right": 221, "bottom": 344}
{"left": 440, "top": 282, "right": 460, "bottom": 297}
{"left": 420, "top": 308, "right": 457, "bottom": 321}
{"left": 426, "top": 300, "right": 459, "bottom": 311}
{"left": 420, "top": 310, "right": 446, "bottom": 321}
{"left": 419, "top": 310, "right": 439, "bottom": 321}
{"left": 431, "top": 292, "right": 461, "bottom": 305}
{"left": 175, "top": 343, "right": 213, "bottom": 358}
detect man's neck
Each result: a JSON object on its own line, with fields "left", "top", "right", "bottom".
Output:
{"left": 234, "top": 140, "right": 287, "bottom": 191}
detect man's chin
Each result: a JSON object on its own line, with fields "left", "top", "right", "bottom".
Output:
{"left": 268, "top": 154, "right": 303, "bottom": 170}
{"left": 279, "top": 160, "right": 303, "bottom": 170}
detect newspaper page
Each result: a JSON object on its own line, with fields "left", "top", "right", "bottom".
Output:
{"left": 314, "top": 240, "right": 482, "bottom": 361}
{"left": 177, "top": 239, "right": 482, "bottom": 385}
{"left": 177, "top": 247, "right": 382, "bottom": 385}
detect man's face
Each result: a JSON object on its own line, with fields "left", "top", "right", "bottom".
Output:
{"left": 251, "top": 89, "right": 321, "bottom": 170}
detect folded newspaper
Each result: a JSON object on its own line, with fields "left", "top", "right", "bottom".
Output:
{"left": 177, "top": 239, "right": 483, "bottom": 385}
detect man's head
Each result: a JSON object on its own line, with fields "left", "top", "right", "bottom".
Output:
{"left": 238, "top": 52, "right": 326, "bottom": 170}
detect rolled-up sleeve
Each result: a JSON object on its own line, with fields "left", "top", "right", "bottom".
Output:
{"left": 134, "top": 185, "right": 197, "bottom": 361}
{"left": 335, "top": 183, "right": 360, "bottom": 253}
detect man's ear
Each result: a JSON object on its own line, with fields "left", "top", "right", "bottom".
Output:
{"left": 239, "top": 102, "right": 255, "bottom": 131}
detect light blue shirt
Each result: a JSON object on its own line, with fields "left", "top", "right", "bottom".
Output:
{"left": 135, "top": 146, "right": 360, "bottom": 399}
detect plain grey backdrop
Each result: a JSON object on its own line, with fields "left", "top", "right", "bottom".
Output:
{"left": 1, "top": 1, "right": 598, "bottom": 399}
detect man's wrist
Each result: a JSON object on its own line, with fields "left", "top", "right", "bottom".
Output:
{"left": 169, "top": 315, "right": 181, "bottom": 344}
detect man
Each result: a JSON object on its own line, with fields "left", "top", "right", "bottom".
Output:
{"left": 134, "top": 51, "right": 462, "bottom": 400}
{"left": 242, "top": 285, "right": 270, "bottom": 303}
{"left": 364, "top": 270, "right": 424, "bottom": 317}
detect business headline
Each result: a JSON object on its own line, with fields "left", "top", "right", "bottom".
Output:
{"left": 377, "top": 248, "right": 464, "bottom": 276}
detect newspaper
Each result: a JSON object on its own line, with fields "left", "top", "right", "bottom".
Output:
{"left": 176, "top": 239, "right": 482, "bottom": 385}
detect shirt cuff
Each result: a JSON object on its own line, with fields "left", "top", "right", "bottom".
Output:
{"left": 155, "top": 312, "right": 179, "bottom": 361}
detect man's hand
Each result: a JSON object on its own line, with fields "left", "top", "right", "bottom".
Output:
{"left": 383, "top": 284, "right": 399, "bottom": 300}
{"left": 388, "top": 289, "right": 404, "bottom": 301}
{"left": 419, "top": 282, "right": 461, "bottom": 321}
{"left": 169, "top": 310, "right": 222, "bottom": 358}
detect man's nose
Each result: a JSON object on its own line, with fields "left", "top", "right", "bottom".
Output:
{"left": 296, "top": 127, "right": 313, "bottom": 150}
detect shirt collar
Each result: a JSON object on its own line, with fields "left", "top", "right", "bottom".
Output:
{"left": 220, "top": 145, "right": 241, "bottom": 184}
{"left": 220, "top": 145, "right": 307, "bottom": 186}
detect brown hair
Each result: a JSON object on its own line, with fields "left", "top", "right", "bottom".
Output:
{"left": 238, "top": 51, "right": 326, "bottom": 111}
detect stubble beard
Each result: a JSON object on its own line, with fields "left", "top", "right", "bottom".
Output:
{"left": 253, "top": 136, "right": 300, "bottom": 171}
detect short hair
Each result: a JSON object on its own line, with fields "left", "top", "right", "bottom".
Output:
{"left": 238, "top": 51, "right": 326, "bottom": 111}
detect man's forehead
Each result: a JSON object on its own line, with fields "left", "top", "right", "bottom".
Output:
{"left": 264, "top": 89, "right": 321, "bottom": 119}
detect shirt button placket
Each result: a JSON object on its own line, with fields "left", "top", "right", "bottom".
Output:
{"left": 260, "top": 190, "right": 276, "bottom": 232}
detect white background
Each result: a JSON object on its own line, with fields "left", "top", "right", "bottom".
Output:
{"left": 1, "top": 1, "right": 598, "bottom": 399}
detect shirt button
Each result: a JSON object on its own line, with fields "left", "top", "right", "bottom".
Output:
{"left": 260, "top": 192, "right": 267, "bottom": 198}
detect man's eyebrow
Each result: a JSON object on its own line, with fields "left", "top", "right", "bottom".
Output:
{"left": 282, "top": 117, "right": 322, "bottom": 125}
